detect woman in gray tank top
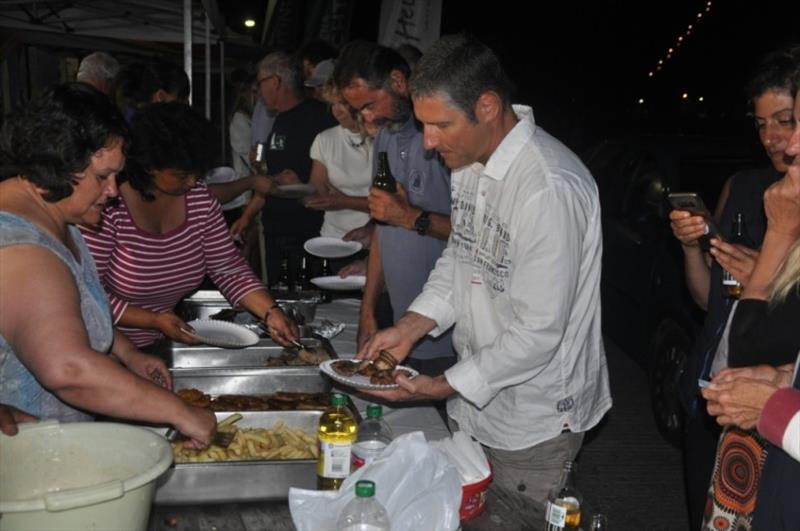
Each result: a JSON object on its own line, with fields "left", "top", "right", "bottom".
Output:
{"left": 0, "top": 83, "right": 214, "bottom": 447}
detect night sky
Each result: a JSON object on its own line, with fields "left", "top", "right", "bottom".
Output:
{"left": 225, "top": 0, "right": 800, "bottom": 151}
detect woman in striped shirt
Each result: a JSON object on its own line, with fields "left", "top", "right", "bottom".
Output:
{"left": 80, "top": 103, "right": 297, "bottom": 348}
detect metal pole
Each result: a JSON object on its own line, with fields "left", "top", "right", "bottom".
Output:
{"left": 205, "top": 13, "right": 211, "bottom": 119}
{"left": 220, "top": 39, "right": 226, "bottom": 163}
{"left": 183, "top": 0, "right": 192, "bottom": 106}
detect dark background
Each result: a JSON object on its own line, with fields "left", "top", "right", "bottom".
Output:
{"left": 217, "top": 0, "right": 799, "bottom": 155}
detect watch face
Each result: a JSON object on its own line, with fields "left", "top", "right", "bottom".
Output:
{"left": 415, "top": 212, "right": 431, "bottom": 235}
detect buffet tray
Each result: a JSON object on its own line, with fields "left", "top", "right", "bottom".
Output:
{"left": 154, "top": 410, "right": 322, "bottom": 504}
{"left": 171, "top": 365, "right": 332, "bottom": 395}
{"left": 155, "top": 336, "right": 336, "bottom": 369}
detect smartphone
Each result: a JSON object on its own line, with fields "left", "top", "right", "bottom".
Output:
{"left": 667, "top": 192, "right": 722, "bottom": 249}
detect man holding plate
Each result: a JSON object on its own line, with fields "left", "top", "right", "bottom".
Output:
{"left": 358, "top": 35, "right": 612, "bottom": 512}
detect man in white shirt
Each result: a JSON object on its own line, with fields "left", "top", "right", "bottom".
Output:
{"left": 359, "top": 34, "right": 612, "bottom": 509}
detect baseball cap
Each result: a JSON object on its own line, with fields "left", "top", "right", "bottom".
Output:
{"left": 304, "top": 59, "right": 335, "bottom": 88}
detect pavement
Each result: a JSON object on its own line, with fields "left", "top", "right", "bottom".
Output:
{"left": 577, "top": 338, "right": 690, "bottom": 530}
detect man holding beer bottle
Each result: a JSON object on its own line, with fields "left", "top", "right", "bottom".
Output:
{"left": 333, "top": 41, "right": 456, "bottom": 376}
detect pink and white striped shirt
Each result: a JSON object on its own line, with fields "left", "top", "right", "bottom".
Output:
{"left": 80, "top": 183, "right": 265, "bottom": 347}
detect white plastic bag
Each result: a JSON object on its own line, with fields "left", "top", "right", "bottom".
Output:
{"left": 289, "top": 431, "right": 462, "bottom": 531}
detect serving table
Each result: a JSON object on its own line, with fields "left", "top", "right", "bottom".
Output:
{"left": 147, "top": 299, "right": 543, "bottom": 530}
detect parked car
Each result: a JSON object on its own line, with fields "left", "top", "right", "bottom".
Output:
{"left": 582, "top": 135, "right": 763, "bottom": 446}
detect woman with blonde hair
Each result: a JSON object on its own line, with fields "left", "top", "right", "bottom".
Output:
{"left": 703, "top": 67, "right": 800, "bottom": 529}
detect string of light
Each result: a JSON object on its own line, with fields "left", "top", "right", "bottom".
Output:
{"left": 647, "top": 1, "right": 712, "bottom": 79}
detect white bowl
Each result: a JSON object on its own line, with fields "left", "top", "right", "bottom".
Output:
{"left": 0, "top": 420, "right": 172, "bottom": 531}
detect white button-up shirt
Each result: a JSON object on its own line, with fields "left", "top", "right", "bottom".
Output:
{"left": 408, "top": 105, "right": 612, "bottom": 451}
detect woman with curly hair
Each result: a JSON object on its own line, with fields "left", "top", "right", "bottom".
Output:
{"left": 0, "top": 83, "right": 215, "bottom": 447}
{"left": 79, "top": 102, "right": 297, "bottom": 348}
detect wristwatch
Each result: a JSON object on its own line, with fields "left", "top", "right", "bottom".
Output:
{"left": 414, "top": 210, "right": 431, "bottom": 235}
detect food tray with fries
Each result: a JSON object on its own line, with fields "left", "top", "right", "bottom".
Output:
{"left": 154, "top": 410, "right": 324, "bottom": 504}
{"left": 155, "top": 336, "right": 336, "bottom": 369}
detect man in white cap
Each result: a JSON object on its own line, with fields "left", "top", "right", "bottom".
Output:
{"left": 304, "top": 58, "right": 335, "bottom": 101}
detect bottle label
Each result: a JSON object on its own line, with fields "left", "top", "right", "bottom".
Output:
{"left": 546, "top": 501, "right": 567, "bottom": 527}
{"left": 319, "top": 440, "right": 353, "bottom": 479}
{"left": 351, "top": 440, "right": 387, "bottom": 470}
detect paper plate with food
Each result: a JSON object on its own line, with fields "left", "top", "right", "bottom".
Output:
{"left": 319, "top": 356, "right": 418, "bottom": 390}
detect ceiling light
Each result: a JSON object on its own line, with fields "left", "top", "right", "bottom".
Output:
{"left": 244, "top": 19, "right": 256, "bottom": 28}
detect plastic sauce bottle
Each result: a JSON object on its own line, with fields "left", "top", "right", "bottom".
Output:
{"left": 317, "top": 392, "right": 357, "bottom": 490}
{"left": 336, "top": 480, "right": 391, "bottom": 531}
{"left": 545, "top": 460, "right": 582, "bottom": 530}
{"left": 352, "top": 404, "right": 393, "bottom": 470}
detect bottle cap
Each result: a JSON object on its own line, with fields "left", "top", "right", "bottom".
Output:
{"left": 331, "top": 393, "right": 346, "bottom": 406}
{"left": 355, "top": 480, "right": 375, "bottom": 497}
{"left": 366, "top": 404, "right": 382, "bottom": 419}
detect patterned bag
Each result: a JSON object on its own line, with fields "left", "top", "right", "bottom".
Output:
{"left": 701, "top": 426, "right": 767, "bottom": 531}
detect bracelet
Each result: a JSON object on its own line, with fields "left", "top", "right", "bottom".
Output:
{"left": 263, "top": 303, "right": 281, "bottom": 322}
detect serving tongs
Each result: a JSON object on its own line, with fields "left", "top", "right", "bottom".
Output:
{"left": 165, "top": 413, "right": 242, "bottom": 449}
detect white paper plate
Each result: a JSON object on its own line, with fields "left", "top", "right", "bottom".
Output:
{"left": 184, "top": 319, "right": 259, "bottom": 349}
{"left": 319, "top": 359, "right": 419, "bottom": 390}
{"left": 310, "top": 275, "right": 366, "bottom": 291}
{"left": 273, "top": 184, "right": 316, "bottom": 199}
{"left": 304, "top": 236, "right": 363, "bottom": 259}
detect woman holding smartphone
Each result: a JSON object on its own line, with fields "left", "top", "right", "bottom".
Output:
{"left": 668, "top": 45, "right": 799, "bottom": 529}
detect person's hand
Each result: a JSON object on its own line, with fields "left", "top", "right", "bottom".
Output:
{"left": 230, "top": 213, "right": 252, "bottom": 240}
{"left": 0, "top": 404, "right": 37, "bottom": 436}
{"left": 343, "top": 222, "right": 374, "bottom": 248}
{"left": 339, "top": 257, "right": 367, "bottom": 278}
{"left": 273, "top": 169, "right": 300, "bottom": 186}
{"left": 304, "top": 185, "right": 347, "bottom": 211}
{"left": 264, "top": 306, "right": 299, "bottom": 346}
{"left": 709, "top": 240, "right": 759, "bottom": 286}
{"left": 362, "top": 374, "right": 453, "bottom": 402}
{"left": 357, "top": 323, "right": 415, "bottom": 364}
{"left": 702, "top": 377, "right": 779, "bottom": 430}
{"left": 124, "top": 351, "right": 172, "bottom": 390}
{"left": 155, "top": 312, "right": 199, "bottom": 344}
{"left": 356, "top": 312, "right": 378, "bottom": 351}
{"left": 174, "top": 405, "right": 216, "bottom": 450}
{"left": 368, "top": 183, "right": 415, "bottom": 228}
{"left": 669, "top": 210, "right": 707, "bottom": 248}
{"left": 763, "top": 171, "right": 800, "bottom": 240}
{"left": 252, "top": 175, "right": 276, "bottom": 196}
{"left": 713, "top": 364, "right": 794, "bottom": 388}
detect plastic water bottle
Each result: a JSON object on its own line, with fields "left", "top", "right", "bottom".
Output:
{"left": 352, "top": 404, "right": 393, "bottom": 470}
{"left": 336, "top": 480, "right": 391, "bottom": 531}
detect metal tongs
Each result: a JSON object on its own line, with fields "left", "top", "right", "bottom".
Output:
{"left": 165, "top": 413, "right": 241, "bottom": 449}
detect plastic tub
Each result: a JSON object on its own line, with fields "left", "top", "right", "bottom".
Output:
{"left": 0, "top": 420, "right": 172, "bottom": 531}
{"left": 459, "top": 469, "right": 493, "bottom": 521}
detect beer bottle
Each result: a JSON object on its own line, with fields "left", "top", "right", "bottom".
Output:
{"left": 274, "top": 256, "right": 290, "bottom": 292}
{"left": 722, "top": 213, "right": 746, "bottom": 298}
{"left": 372, "top": 152, "right": 397, "bottom": 193}
{"left": 545, "top": 460, "right": 582, "bottom": 530}
{"left": 321, "top": 259, "right": 332, "bottom": 303}
{"left": 292, "top": 255, "right": 309, "bottom": 293}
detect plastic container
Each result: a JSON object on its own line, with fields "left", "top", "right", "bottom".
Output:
{"left": 459, "top": 468, "right": 493, "bottom": 521}
{"left": 335, "top": 480, "right": 390, "bottom": 531}
{"left": 0, "top": 420, "right": 172, "bottom": 531}
{"left": 352, "top": 404, "right": 393, "bottom": 470}
{"left": 317, "top": 392, "right": 357, "bottom": 490}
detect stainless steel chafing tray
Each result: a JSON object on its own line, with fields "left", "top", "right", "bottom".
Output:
{"left": 171, "top": 366, "right": 332, "bottom": 395}
{"left": 154, "top": 410, "right": 322, "bottom": 504}
{"left": 154, "top": 337, "right": 336, "bottom": 369}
